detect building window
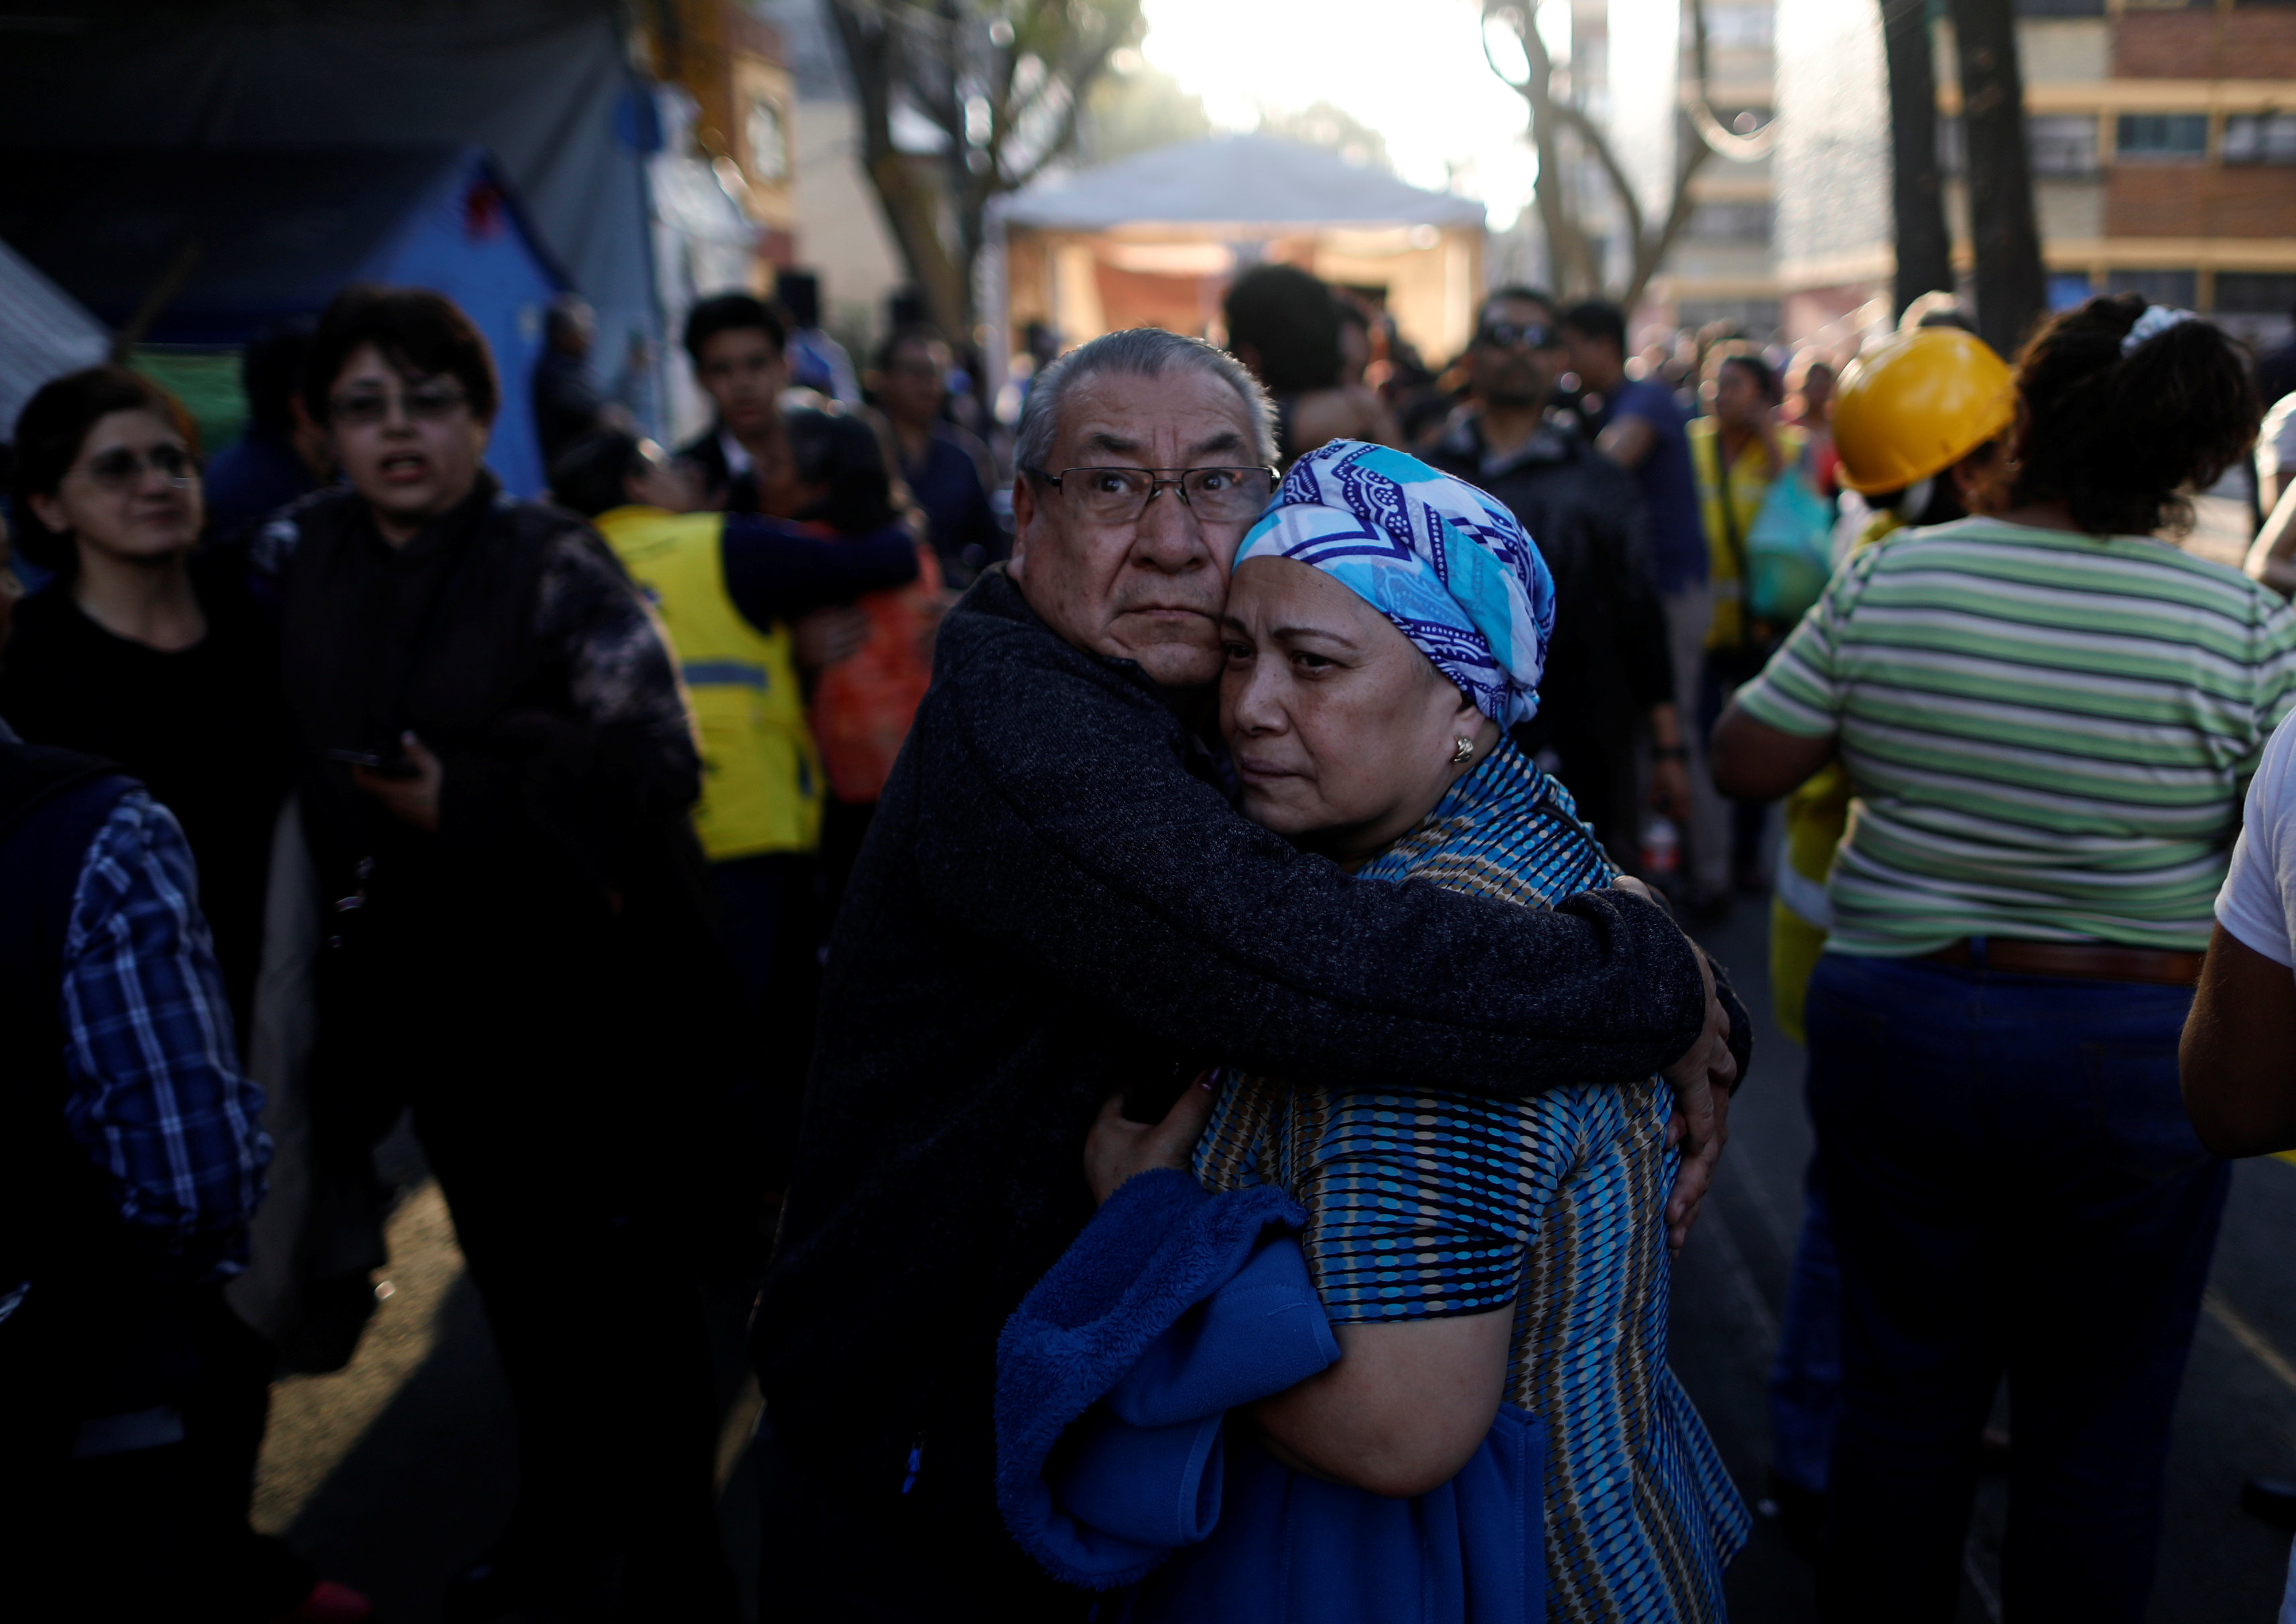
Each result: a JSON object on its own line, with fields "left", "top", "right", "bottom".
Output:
{"left": 2108, "top": 269, "right": 2199, "bottom": 308}
{"left": 2048, "top": 273, "right": 2095, "bottom": 311}
{"left": 2029, "top": 115, "right": 2098, "bottom": 176}
{"left": 2015, "top": 0, "right": 2104, "bottom": 15}
{"left": 1701, "top": 4, "right": 1774, "bottom": 49}
{"left": 2223, "top": 113, "right": 2296, "bottom": 165}
{"left": 1937, "top": 115, "right": 2098, "bottom": 177}
{"left": 2217, "top": 273, "right": 2296, "bottom": 317}
{"left": 746, "top": 96, "right": 789, "bottom": 183}
{"left": 1687, "top": 201, "right": 1774, "bottom": 242}
{"left": 2115, "top": 115, "right": 2209, "bottom": 161}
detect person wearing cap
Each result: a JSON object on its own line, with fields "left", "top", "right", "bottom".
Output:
{"left": 1039, "top": 438, "right": 1748, "bottom": 1621}
{"left": 1754, "top": 325, "right": 2016, "bottom": 1550}
{"left": 1712, "top": 295, "right": 2296, "bottom": 1621}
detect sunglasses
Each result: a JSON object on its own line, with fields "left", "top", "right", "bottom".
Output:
{"left": 78, "top": 444, "right": 198, "bottom": 491}
{"left": 329, "top": 383, "right": 470, "bottom": 428}
{"left": 1476, "top": 321, "right": 1560, "bottom": 351}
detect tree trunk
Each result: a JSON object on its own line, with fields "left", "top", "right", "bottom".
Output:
{"left": 825, "top": 0, "right": 974, "bottom": 340}
{"left": 1880, "top": 0, "right": 1954, "bottom": 320}
{"left": 1950, "top": 0, "right": 2047, "bottom": 355}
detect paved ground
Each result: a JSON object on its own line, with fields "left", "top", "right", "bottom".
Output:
{"left": 253, "top": 903, "right": 2296, "bottom": 1621}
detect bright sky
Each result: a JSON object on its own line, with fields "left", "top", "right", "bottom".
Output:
{"left": 1137, "top": 0, "right": 1548, "bottom": 228}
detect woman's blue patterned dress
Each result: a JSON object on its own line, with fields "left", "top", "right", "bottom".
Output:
{"left": 1194, "top": 738, "right": 1750, "bottom": 1623}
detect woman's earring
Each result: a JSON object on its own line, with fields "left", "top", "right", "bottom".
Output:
{"left": 1452, "top": 737, "right": 1475, "bottom": 764}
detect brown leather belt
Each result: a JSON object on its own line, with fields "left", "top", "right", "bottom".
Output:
{"left": 1922, "top": 937, "right": 2203, "bottom": 988}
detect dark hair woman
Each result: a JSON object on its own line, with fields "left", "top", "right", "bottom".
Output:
{"left": 1711, "top": 292, "right": 2293, "bottom": 1623}
{"left": 265, "top": 285, "right": 740, "bottom": 1619}
{"left": 1223, "top": 265, "right": 1397, "bottom": 464}
{"left": 0, "top": 365, "right": 292, "bottom": 1030}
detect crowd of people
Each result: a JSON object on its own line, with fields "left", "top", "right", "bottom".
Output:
{"left": 7, "top": 251, "right": 2296, "bottom": 1624}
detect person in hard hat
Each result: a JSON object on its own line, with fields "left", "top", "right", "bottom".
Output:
{"left": 1713, "top": 294, "right": 2290, "bottom": 1621}
{"left": 1753, "top": 325, "right": 2017, "bottom": 1554}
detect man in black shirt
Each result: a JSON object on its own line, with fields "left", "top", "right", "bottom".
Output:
{"left": 677, "top": 291, "right": 794, "bottom": 516}
{"left": 1425, "top": 287, "right": 1686, "bottom": 869}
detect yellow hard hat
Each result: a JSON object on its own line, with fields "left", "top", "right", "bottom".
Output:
{"left": 1831, "top": 327, "right": 2017, "bottom": 495}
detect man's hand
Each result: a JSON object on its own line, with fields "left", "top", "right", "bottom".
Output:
{"left": 1083, "top": 1072, "right": 1218, "bottom": 1206}
{"left": 352, "top": 732, "right": 442, "bottom": 834}
{"left": 791, "top": 604, "right": 871, "bottom": 671}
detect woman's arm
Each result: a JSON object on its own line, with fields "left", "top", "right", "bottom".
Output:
{"left": 2181, "top": 921, "right": 2296, "bottom": 1156}
{"left": 2246, "top": 477, "right": 2296, "bottom": 600}
{"left": 1252, "top": 1312, "right": 1513, "bottom": 1499}
{"left": 1083, "top": 1084, "right": 1515, "bottom": 1500}
{"left": 1711, "top": 697, "right": 1836, "bottom": 801}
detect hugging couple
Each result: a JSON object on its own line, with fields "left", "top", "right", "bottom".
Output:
{"left": 750, "top": 328, "right": 1751, "bottom": 1623}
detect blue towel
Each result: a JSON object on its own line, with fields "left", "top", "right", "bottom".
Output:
{"left": 995, "top": 1169, "right": 1338, "bottom": 1588}
{"left": 999, "top": 1166, "right": 1548, "bottom": 1622}
{"left": 1133, "top": 1406, "right": 1549, "bottom": 1624}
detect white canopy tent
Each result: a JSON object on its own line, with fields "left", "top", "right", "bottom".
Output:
{"left": 0, "top": 235, "right": 108, "bottom": 435}
{"left": 986, "top": 133, "right": 1486, "bottom": 378}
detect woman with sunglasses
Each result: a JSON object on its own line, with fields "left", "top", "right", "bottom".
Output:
{"left": 2, "top": 366, "right": 292, "bottom": 1030}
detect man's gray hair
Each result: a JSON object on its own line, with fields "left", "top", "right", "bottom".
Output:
{"left": 1014, "top": 327, "right": 1277, "bottom": 475}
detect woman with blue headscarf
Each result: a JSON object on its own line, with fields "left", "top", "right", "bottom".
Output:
{"left": 998, "top": 442, "right": 1746, "bottom": 1623}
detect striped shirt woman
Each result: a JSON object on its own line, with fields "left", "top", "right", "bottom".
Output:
{"left": 1734, "top": 513, "right": 2296, "bottom": 954}
{"left": 1194, "top": 741, "right": 1748, "bottom": 1622}
{"left": 1712, "top": 293, "right": 2287, "bottom": 1623}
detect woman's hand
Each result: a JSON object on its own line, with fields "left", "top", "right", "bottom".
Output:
{"left": 1083, "top": 1071, "right": 1219, "bottom": 1205}
{"left": 352, "top": 732, "right": 442, "bottom": 834}
{"left": 1663, "top": 1077, "right": 1734, "bottom": 1254}
{"left": 791, "top": 604, "right": 871, "bottom": 671}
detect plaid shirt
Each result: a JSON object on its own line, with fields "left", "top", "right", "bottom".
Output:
{"left": 60, "top": 790, "right": 269, "bottom": 1272}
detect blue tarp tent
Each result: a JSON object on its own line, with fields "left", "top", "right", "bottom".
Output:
{"left": 0, "top": 145, "right": 570, "bottom": 496}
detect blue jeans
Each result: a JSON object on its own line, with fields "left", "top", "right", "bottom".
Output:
{"left": 1768, "top": 1153, "right": 1841, "bottom": 1497}
{"left": 1805, "top": 951, "right": 2227, "bottom": 1624}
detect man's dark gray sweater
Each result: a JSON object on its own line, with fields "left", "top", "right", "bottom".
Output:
{"left": 751, "top": 567, "right": 1743, "bottom": 1607}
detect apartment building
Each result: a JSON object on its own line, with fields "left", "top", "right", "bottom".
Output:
{"left": 1634, "top": 0, "right": 1785, "bottom": 337}
{"left": 1772, "top": 0, "right": 2296, "bottom": 349}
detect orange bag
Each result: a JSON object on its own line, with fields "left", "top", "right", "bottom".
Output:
{"left": 810, "top": 541, "right": 942, "bottom": 803}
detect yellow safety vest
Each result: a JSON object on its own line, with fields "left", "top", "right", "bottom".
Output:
{"left": 594, "top": 505, "right": 824, "bottom": 862}
{"left": 1689, "top": 418, "right": 1807, "bottom": 655}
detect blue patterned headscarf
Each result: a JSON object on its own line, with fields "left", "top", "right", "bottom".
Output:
{"left": 1232, "top": 439, "right": 1557, "bottom": 727}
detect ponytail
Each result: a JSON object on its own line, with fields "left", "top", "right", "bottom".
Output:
{"left": 2004, "top": 291, "right": 2257, "bottom": 537}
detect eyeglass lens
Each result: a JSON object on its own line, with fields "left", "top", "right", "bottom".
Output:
{"left": 1478, "top": 322, "right": 1556, "bottom": 350}
{"left": 84, "top": 445, "right": 195, "bottom": 489}
{"left": 331, "top": 384, "right": 468, "bottom": 427}
{"left": 1062, "top": 467, "right": 1275, "bottom": 523}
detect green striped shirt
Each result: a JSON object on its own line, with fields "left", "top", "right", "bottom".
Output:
{"left": 1733, "top": 517, "right": 2296, "bottom": 955}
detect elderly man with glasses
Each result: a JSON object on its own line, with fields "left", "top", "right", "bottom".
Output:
{"left": 751, "top": 325, "right": 1749, "bottom": 1619}
{"left": 1423, "top": 287, "right": 1687, "bottom": 872}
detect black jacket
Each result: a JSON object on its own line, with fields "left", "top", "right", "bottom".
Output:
{"left": 1425, "top": 413, "right": 1674, "bottom": 854}
{"left": 753, "top": 567, "right": 1744, "bottom": 1599}
{"left": 261, "top": 479, "right": 743, "bottom": 1197}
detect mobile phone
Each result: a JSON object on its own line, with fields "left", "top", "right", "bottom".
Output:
{"left": 325, "top": 747, "right": 420, "bottom": 779}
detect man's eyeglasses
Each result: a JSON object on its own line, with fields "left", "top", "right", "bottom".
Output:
{"left": 1476, "top": 321, "right": 1560, "bottom": 352}
{"left": 1025, "top": 465, "right": 1278, "bottom": 525}
{"left": 329, "top": 383, "right": 470, "bottom": 428}
{"left": 78, "top": 444, "right": 198, "bottom": 491}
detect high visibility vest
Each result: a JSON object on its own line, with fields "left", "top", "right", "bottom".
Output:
{"left": 594, "top": 505, "right": 823, "bottom": 861}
